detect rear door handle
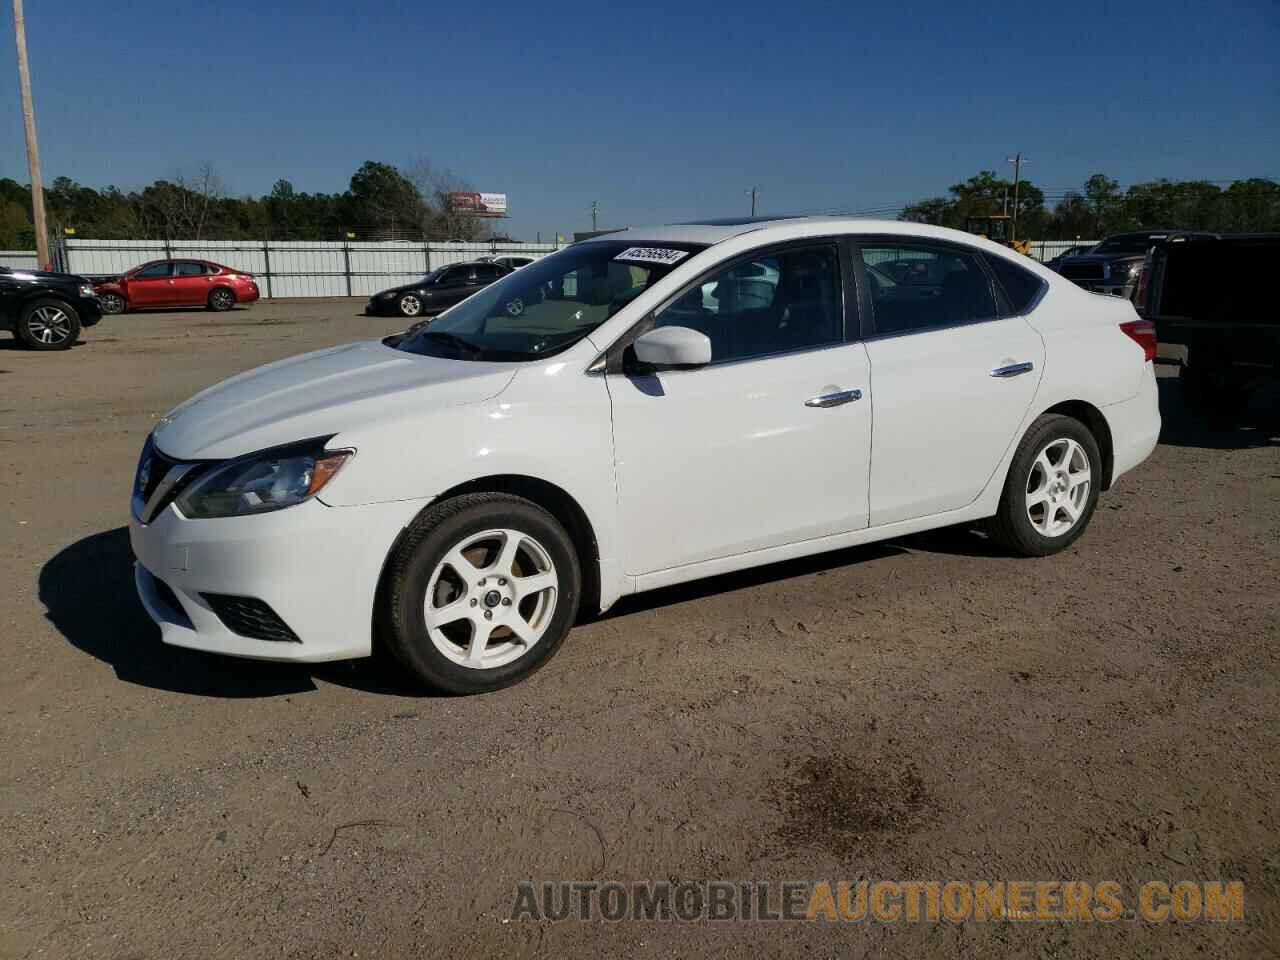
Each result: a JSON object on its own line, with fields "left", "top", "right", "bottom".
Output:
{"left": 805, "top": 389, "right": 862, "bottom": 408}
{"left": 990, "top": 361, "right": 1034, "bottom": 378}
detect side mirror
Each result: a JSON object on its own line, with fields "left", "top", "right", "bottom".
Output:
{"left": 632, "top": 326, "right": 711, "bottom": 370}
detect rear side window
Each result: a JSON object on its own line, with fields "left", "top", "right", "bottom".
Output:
{"left": 985, "top": 254, "right": 1046, "bottom": 315}
{"left": 859, "top": 243, "right": 997, "bottom": 335}
{"left": 174, "top": 262, "right": 206, "bottom": 277}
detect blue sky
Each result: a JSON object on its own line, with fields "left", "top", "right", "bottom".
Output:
{"left": 2, "top": 0, "right": 1277, "bottom": 239}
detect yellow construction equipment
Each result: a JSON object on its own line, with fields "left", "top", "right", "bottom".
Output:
{"left": 964, "top": 215, "right": 1033, "bottom": 256}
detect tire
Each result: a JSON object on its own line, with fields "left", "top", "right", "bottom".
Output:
{"left": 398, "top": 293, "right": 424, "bottom": 318}
{"left": 99, "top": 292, "right": 126, "bottom": 315}
{"left": 988, "top": 414, "right": 1102, "bottom": 557}
{"left": 381, "top": 493, "right": 582, "bottom": 694}
{"left": 207, "top": 287, "right": 236, "bottom": 312}
{"left": 17, "top": 298, "right": 82, "bottom": 351}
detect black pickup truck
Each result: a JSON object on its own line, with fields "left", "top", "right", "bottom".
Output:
{"left": 0, "top": 265, "right": 103, "bottom": 350}
{"left": 1053, "top": 231, "right": 1215, "bottom": 299}
{"left": 1138, "top": 233, "right": 1280, "bottom": 411}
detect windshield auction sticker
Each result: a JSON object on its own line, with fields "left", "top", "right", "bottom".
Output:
{"left": 614, "top": 247, "right": 690, "bottom": 266}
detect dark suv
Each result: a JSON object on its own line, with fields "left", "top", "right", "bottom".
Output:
{"left": 1138, "top": 233, "right": 1280, "bottom": 412}
{"left": 0, "top": 265, "right": 104, "bottom": 350}
{"left": 1052, "top": 231, "right": 1214, "bottom": 299}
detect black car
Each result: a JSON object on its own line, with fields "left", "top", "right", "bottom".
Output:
{"left": 366, "top": 260, "right": 511, "bottom": 318}
{"left": 0, "top": 265, "right": 104, "bottom": 350}
{"left": 1139, "top": 232, "right": 1280, "bottom": 412}
{"left": 1051, "top": 231, "right": 1214, "bottom": 299}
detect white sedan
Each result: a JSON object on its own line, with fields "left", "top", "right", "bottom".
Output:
{"left": 129, "top": 218, "right": 1160, "bottom": 693}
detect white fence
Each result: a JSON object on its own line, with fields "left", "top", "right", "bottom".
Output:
{"left": 8, "top": 237, "right": 1099, "bottom": 295}
{"left": 59, "top": 239, "right": 564, "bottom": 298}
{"left": 1, "top": 250, "right": 39, "bottom": 269}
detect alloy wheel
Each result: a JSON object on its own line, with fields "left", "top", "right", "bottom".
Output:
{"left": 100, "top": 293, "right": 125, "bottom": 314}
{"left": 400, "top": 294, "right": 422, "bottom": 317}
{"left": 27, "top": 305, "right": 73, "bottom": 345}
{"left": 1025, "top": 437, "right": 1091, "bottom": 537}
{"left": 211, "top": 289, "right": 234, "bottom": 309}
{"left": 424, "top": 528, "right": 559, "bottom": 669}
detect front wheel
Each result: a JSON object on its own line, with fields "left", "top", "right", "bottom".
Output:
{"left": 99, "top": 292, "right": 126, "bottom": 315}
{"left": 988, "top": 414, "right": 1102, "bottom": 557}
{"left": 17, "top": 299, "right": 82, "bottom": 350}
{"left": 398, "top": 293, "right": 423, "bottom": 318}
{"left": 381, "top": 493, "right": 582, "bottom": 693}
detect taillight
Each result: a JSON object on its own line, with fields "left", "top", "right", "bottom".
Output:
{"left": 1133, "top": 253, "right": 1152, "bottom": 313}
{"left": 1120, "top": 319, "right": 1157, "bottom": 362}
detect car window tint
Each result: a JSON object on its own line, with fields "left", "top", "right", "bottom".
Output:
{"left": 860, "top": 244, "right": 997, "bottom": 335}
{"left": 174, "top": 262, "right": 205, "bottom": 277}
{"left": 655, "top": 244, "right": 842, "bottom": 363}
{"left": 476, "top": 265, "right": 503, "bottom": 281}
{"left": 985, "top": 253, "right": 1045, "bottom": 314}
{"left": 440, "top": 267, "right": 468, "bottom": 285}
{"left": 135, "top": 262, "right": 173, "bottom": 279}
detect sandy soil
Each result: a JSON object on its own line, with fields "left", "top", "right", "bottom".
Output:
{"left": 1, "top": 302, "right": 1277, "bottom": 958}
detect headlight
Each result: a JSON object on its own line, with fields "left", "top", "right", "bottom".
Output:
{"left": 382, "top": 290, "right": 399, "bottom": 299}
{"left": 1107, "top": 261, "right": 1141, "bottom": 280}
{"left": 79, "top": 283, "right": 96, "bottom": 298}
{"left": 175, "top": 438, "right": 353, "bottom": 519}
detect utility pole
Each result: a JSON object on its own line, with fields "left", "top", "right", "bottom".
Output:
{"left": 748, "top": 187, "right": 759, "bottom": 216}
{"left": 12, "top": 0, "right": 49, "bottom": 268}
{"left": 591, "top": 200, "right": 598, "bottom": 232}
{"left": 1006, "top": 152, "right": 1027, "bottom": 242}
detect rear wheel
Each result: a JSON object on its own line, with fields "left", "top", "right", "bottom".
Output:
{"left": 207, "top": 287, "right": 236, "bottom": 311}
{"left": 17, "top": 299, "right": 81, "bottom": 350}
{"left": 989, "top": 414, "right": 1101, "bottom": 557}
{"left": 381, "top": 493, "right": 581, "bottom": 694}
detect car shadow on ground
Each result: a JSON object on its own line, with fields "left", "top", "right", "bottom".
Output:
{"left": 38, "top": 527, "right": 426, "bottom": 699}
{"left": 1156, "top": 372, "right": 1279, "bottom": 450}
{"left": 0, "top": 337, "right": 89, "bottom": 351}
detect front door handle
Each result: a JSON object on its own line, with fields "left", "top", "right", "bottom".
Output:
{"left": 805, "top": 389, "right": 862, "bottom": 408}
{"left": 990, "top": 361, "right": 1034, "bottom": 378}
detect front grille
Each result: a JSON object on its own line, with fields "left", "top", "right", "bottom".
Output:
{"left": 139, "top": 445, "right": 177, "bottom": 503}
{"left": 1060, "top": 263, "right": 1105, "bottom": 281}
{"left": 202, "top": 593, "right": 301, "bottom": 643}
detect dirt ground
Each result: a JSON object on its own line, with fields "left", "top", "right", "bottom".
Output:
{"left": 1, "top": 301, "right": 1277, "bottom": 959}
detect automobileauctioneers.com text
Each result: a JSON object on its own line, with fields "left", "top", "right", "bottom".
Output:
{"left": 509, "top": 880, "right": 1244, "bottom": 924}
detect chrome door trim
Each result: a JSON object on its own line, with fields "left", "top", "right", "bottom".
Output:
{"left": 805, "top": 389, "right": 863, "bottom": 408}
{"left": 990, "top": 361, "right": 1034, "bottom": 378}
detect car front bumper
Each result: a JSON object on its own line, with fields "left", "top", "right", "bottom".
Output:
{"left": 129, "top": 495, "right": 430, "bottom": 662}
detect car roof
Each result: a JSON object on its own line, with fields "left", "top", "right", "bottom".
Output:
{"left": 578, "top": 216, "right": 1009, "bottom": 250}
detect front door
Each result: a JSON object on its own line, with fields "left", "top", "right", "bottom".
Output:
{"left": 607, "top": 242, "right": 872, "bottom": 575}
{"left": 856, "top": 239, "right": 1045, "bottom": 525}
{"left": 127, "top": 261, "right": 177, "bottom": 307}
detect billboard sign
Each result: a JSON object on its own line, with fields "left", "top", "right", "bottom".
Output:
{"left": 446, "top": 192, "right": 508, "bottom": 218}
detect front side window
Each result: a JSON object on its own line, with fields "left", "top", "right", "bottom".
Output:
{"left": 134, "top": 262, "right": 173, "bottom": 279}
{"left": 394, "top": 240, "right": 704, "bottom": 362}
{"left": 859, "top": 243, "right": 997, "bottom": 335}
{"left": 438, "top": 266, "right": 472, "bottom": 286}
{"left": 652, "top": 244, "right": 842, "bottom": 363}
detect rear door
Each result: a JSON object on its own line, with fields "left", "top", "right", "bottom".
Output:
{"left": 171, "top": 261, "right": 212, "bottom": 306}
{"left": 856, "top": 238, "right": 1045, "bottom": 526}
{"left": 128, "top": 261, "right": 177, "bottom": 307}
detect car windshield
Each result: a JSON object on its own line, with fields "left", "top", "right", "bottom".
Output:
{"left": 393, "top": 240, "right": 705, "bottom": 361}
{"left": 1095, "top": 235, "right": 1162, "bottom": 254}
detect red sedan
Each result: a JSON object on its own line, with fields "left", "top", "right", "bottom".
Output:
{"left": 95, "top": 259, "right": 261, "bottom": 314}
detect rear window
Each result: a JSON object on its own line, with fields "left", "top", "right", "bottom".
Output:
{"left": 985, "top": 254, "right": 1045, "bottom": 315}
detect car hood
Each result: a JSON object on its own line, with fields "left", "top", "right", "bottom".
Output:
{"left": 0, "top": 266, "right": 87, "bottom": 284}
{"left": 152, "top": 339, "right": 517, "bottom": 460}
{"left": 376, "top": 282, "right": 429, "bottom": 297}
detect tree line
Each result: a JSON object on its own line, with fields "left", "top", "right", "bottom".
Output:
{"left": 2, "top": 162, "right": 1277, "bottom": 250}
{"left": 900, "top": 172, "right": 1280, "bottom": 237}
{"left": 0, "top": 159, "right": 499, "bottom": 248}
